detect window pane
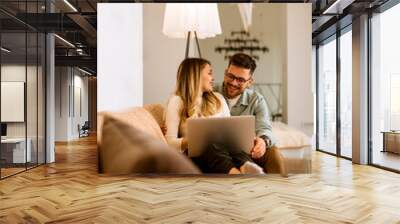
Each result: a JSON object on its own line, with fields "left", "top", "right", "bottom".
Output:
{"left": 340, "top": 29, "right": 352, "bottom": 158}
{"left": 371, "top": 3, "right": 400, "bottom": 171}
{"left": 318, "top": 37, "right": 337, "bottom": 154}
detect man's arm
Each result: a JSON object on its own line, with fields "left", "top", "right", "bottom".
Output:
{"left": 254, "top": 96, "right": 277, "bottom": 148}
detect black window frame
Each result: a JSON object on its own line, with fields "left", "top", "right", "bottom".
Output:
{"left": 315, "top": 22, "right": 353, "bottom": 161}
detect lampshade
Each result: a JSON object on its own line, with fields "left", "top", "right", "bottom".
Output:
{"left": 238, "top": 3, "right": 253, "bottom": 32}
{"left": 162, "top": 3, "right": 222, "bottom": 39}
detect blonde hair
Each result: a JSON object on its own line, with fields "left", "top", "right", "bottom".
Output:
{"left": 175, "top": 58, "right": 221, "bottom": 121}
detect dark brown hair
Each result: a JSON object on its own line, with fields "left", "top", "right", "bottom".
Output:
{"left": 228, "top": 53, "right": 257, "bottom": 74}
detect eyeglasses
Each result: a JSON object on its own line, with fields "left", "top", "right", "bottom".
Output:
{"left": 224, "top": 72, "right": 251, "bottom": 85}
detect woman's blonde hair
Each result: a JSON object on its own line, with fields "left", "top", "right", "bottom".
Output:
{"left": 175, "top": 58, "right": 221, "bottom": 121}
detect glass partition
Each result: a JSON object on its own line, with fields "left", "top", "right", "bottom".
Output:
{"left": 27, "top": 31, "right": 38, "bottom": 169}
{"left": 0, "top": 31, "right": 28, "bottom": 177}
{"left": 38, "top": 32, "right": 45, "bottom": 165}
{"left": 0, "top": 1, "right": 46, "bottom": 179}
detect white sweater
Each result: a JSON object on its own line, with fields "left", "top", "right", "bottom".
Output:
{"left": 164, "top": 92, "right": 230, "bottom": 152}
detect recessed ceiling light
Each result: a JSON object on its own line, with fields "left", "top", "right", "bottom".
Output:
{"left": 63, "top": 0, "right": 78, "bottom": 12}
{"left": 1, "top": 47, "right": 11, "bottom": 53}
{"left": 78, "top": 67, "right": 93, "bottom": 76}
{"left": 54, "top": 34, "right": 75, "bottom": 48}
{"left": 322, "top": 0, "right": 354, "bottom": 15}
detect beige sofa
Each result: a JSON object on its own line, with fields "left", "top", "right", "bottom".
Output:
{"left": 98, "top": 104, "right": 297, "bottom": 175}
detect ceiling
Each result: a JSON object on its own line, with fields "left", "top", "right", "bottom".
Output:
{"left": 311, "top": 0, "right": 390, "bottom": 43}
{"left": 0, "top": 0, "right": 99, "bottom": 74}
{"left": 0, "top": 0, "right": 393, "bottom": 74}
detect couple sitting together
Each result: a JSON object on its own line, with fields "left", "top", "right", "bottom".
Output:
{"left": 165, "top": 53, "right": 277, "bottom": 174}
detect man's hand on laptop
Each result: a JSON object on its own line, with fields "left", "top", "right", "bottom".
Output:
{"left": 250, "top": 137, "right": 266, "bottom": 159}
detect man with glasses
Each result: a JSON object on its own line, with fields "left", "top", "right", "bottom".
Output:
{"left": 215, "top": 53, "right": 280, "bottom": 173}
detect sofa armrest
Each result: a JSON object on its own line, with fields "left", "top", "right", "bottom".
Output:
{"left": 264, "top": 146, "right": 288, "bottom": 177}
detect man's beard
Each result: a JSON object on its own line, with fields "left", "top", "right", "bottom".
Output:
{"left": 224, "top": 83, "right": 241, "bottom": 99}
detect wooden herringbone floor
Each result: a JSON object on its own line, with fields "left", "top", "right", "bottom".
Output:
{"left": 1, "top": 136, "right": 400, "bottom": 223}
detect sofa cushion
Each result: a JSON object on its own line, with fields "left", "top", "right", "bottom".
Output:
{"left": 143, "top": 104, "right": 165, "bottom": 127}
{"left": 272, "top": 121, "right": 311, "bottom": 148}
{"left": 99, "top": 115, "right": 200, "bottom": 174}
{"left": 98, "top": 107, "right": 166, "bottom": 145}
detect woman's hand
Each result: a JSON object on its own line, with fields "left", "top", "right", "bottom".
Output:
{"left": 161, "top": 125, "right": 168, "bottom": 136}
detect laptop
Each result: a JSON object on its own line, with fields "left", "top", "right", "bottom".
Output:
{"left": 186, "top": 116, "right": 255, "bottom": 157}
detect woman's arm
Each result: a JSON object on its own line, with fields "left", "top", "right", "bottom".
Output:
{"left": 215, "top": 92, "right": 231, "bottom": 117}
{"left": 165, "top": 96, "right": 186, "bottom": 152}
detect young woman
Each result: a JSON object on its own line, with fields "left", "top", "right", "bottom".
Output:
{"left": 164, "top": 58, "right": 264, "bottom": 174}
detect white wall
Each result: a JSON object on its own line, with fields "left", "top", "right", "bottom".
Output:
{"left": 97, "top": 3, "right": 143, "bottom": 112}
{"left": 55, "top": 67, "right": 69, "bottom": 141}
{"left": 143, "top": 4, "right": 186, "bottom": 105}
{"left": 75, "top": 74, "right": 89, "bottom": 123}
{"left": 201, "top": 4, "right": 286, "bottom": 84}
{"left": 72, "top": 74, "right": 89, "bottom": 138}
{"left": 142, "top": 3, "right": 287, "bottom": 110}
{"left": 55, "top": 67, "right": 89, "bottom": 141}
{"left": 284, "top": 4, "right": 313, "bottom": 136}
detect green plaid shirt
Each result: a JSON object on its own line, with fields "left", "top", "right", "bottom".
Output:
{"left": 215, "top": 84, "right": 277, "bottom": 147}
